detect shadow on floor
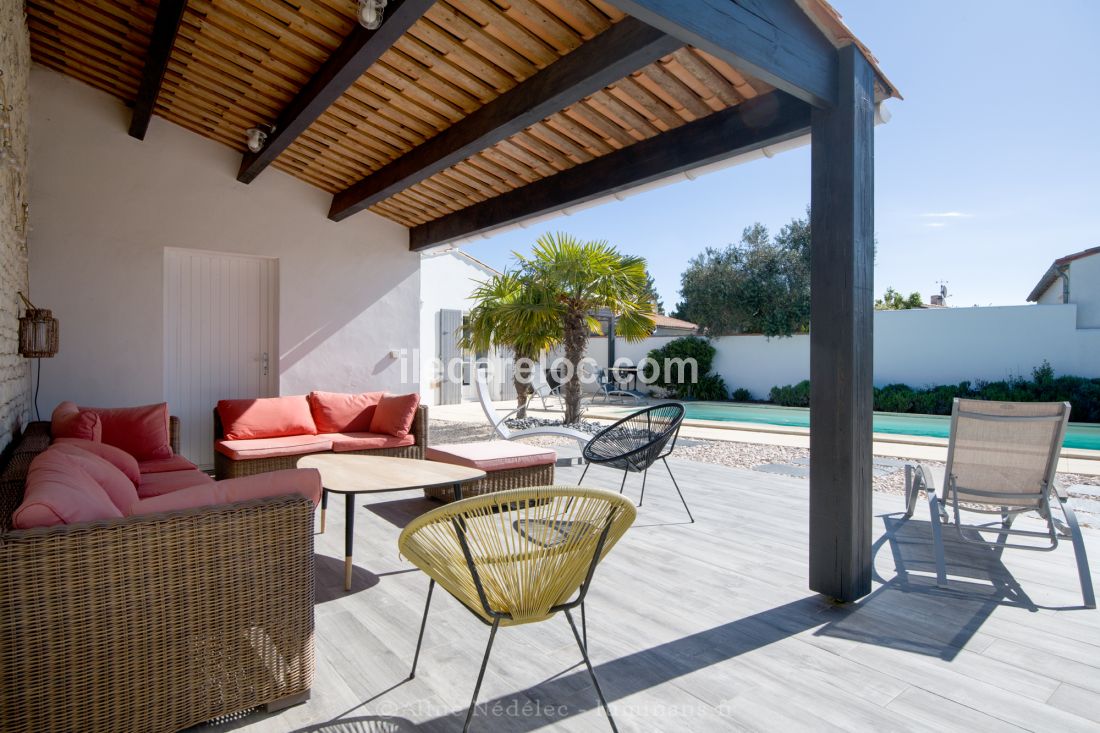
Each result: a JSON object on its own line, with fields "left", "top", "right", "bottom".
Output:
{"left": 367, "top": 497, "right": 438, "bottom": 529}
{"left": 814, "top": 513, "right": 1035, "bottom": 660}
{"left": 292, "top": 716, "right": 419, "bottom": 732}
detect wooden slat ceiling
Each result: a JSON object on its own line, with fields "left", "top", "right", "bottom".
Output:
{"left": 27, "top": 0, "right": 771, "bottom": 228}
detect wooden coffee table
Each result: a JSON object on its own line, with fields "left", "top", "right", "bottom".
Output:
{"left": 298, "top": 454, "right": 485, "bottom": 591}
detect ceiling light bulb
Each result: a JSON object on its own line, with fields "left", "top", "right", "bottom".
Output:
{"left": 245, "top": 127, "right": 267, "bottom": 153}
{"left": 358, "top": 0, "right": 387, "bottom": 29}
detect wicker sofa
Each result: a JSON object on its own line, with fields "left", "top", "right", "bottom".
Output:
{"left": 213, "top": 397, "right": 428, "bottom": 480}
{"left": 0, "top": 421, "right": 315, "bottom": 733}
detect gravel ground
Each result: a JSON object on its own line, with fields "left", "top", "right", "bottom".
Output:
{"left": 430, "top": 417, "right": 1099, "bottom": 504}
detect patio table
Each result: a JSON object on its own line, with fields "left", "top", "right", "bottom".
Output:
{"left": 298, "top": 454, "right": 485, "bottom": 591}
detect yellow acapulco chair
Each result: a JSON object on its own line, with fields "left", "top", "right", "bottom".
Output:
{"left": 398, "top": 486, "right": 636, "bottom": 731}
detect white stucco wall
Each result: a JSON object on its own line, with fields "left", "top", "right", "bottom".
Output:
{"left": 588, "top": 305, "right": 1100, "bottom": 401}
{"left": 1070, "top": 254, "right": 1100, "bottom": 328}
{"left": 28, "top": 67, "right": 420, "bottom": 413}
{"left": 418, "top": 250, "right": 508, "bottom": 404}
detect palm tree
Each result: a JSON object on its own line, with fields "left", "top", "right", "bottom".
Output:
{"left": 463, "top": 270, "right": 559, "bottom": 418}
{"left": 515, "top": 233, "right": 654, "bottom": 424}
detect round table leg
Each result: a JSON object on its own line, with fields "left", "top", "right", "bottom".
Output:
{"left": 320, "top": 488, "right": 328, "bottom": 533}
{"left": 453, "top": 482, "right": 464, "bottom": 501}
{"left": 344, "top": 493, "right": 355, "bottom": 591}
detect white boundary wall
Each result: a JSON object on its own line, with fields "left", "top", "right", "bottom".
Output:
{"left": 590, "top": 304, "right": 1100, "bottom": 400}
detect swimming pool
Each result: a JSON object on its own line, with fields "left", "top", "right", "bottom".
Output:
{"left": 681, "top": 402, "right": 1100, "bottom": 451}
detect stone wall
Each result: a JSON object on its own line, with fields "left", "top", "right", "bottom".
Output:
{"left": 0, "top": 0, "right": 31, "bottom": 451}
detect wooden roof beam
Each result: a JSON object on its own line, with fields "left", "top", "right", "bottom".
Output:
{"left": 409, "top": 91, "right": 811, "bottom": 250}
{"left": 237, "top": 0, "right": 436, "bottom": 184}
{"left": 128, "top": 0, "right": 187, "bottom": 140}
{"left": 604, "top": 0, "right": 838, "bottom": 108}
{"left": 328, "top": 17, "right": 682, "bottom": 222}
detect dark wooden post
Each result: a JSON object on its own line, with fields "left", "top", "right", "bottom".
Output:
{"left": 808, "top": 44, "right": 875, "bottom": 602}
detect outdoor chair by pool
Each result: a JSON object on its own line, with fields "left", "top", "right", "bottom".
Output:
{"left": 904, "top": 398, "right": 1094, "bottom": 608}
{"left": 399, "top": 486, "right": 636, "bottom": 732}
{"left": 579, "top": 403, "right": 692, "bottom": 522}
{"left": 475, "top": 369, "right": 590, "bottom": 448}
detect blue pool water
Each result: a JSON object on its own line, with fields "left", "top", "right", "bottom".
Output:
{"left": 681, "top": 402, "right": 1100, "bottom": 451}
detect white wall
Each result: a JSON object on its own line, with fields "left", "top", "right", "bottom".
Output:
{"left": 588, "top": 305, "right": 1100, "bottom": 400}
{"left": 1071, "top": 254, "right": 1100, "bottom": 328}
{"left": 28, "top": 67, "right": 420, "bottom": 414}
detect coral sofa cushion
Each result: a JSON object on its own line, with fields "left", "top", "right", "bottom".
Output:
{"left": 426, "top": 442, "right": 556, "bottom": 472}
{"left": 49, "top": 444, "right": 140, "bottom": 513}
{"left": 215, "top": 435, "right": 333, "bottom": 461}
{"left": 52, "top": 438, "right": 141, "bottom": 487}
{"left": 13, "top": 450, "right": 124, "bottom": 528}
{"left": 369, "top": 393, "right": 420, "bottom": 438}
{"left": 137, "top": 455, "right": 199, "bottom": 474}
{"left": 319, "top": 432, "right": 416, "bottom": 453}
{"left": 51, "top": 402, "right": 102, "bottom": 442}
{"left": 131, "top": 468, "right": 323, "bottom": 515}
{"left": 138, "top": 469, "right": 216, "bottom": 499}
{"left": 307, "top": 391, "right": 385, "bottom": 433}
{"left": 81, "top": 403, "right": 172, "bottom": 461}
{"left": 217, "top": 396, "right": 317, "bottom": 440}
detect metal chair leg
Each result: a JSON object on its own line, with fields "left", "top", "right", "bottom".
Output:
{"left": 638, "top": 468, "right": 648, "bottom": 507}
{"left": 578, "top": 463, "right": 590, "bottom": 485}
{"left": 926, "top": 489, "right": 948, "bottom": 587}
{"left": 464, "top": 616, "right": 501, "bottom": 732}
{"left": 409, "top": 579, "right": 435, "bottom": 679}
{"left": 564, "top": 609, "right": 617, "bottom": 733}
{"left": 581, "top": 600, "right": 587, "bottom": 651}
{"left": 618, "top": 470, "right": 628, "bottom": 495}
{"left": 1059, "top": 498, "right": 1096, "bottom": 608}
{"left": 662, "top": 458, "right": 693, "bottom": 523}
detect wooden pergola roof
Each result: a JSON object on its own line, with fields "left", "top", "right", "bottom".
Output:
{"left": 26, "top": 0, "right": 900, "bottom": 604}
{"left": 27, "top": 0, "right": 896, "bottom": 248}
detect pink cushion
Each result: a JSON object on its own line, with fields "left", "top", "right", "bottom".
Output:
{"left": 215, "top": 435, "right": 333, "bottom": 461}
{"left": 51, "top": 402, "right": 102, "bottom": 442}
{"left": 369, "top": 393, "right": 420, "bottom": 438}
{"left": 138, "top": 469, "right": 215, "bottom": 499}
{"left": 131, "top": 468, "right": 323, "bottom": 515}
{"left": 52, "top": 438, "right": 141, "bottom": 487}
{"left": 49, "top": 444, "right": 140, "bottom": 512}
{"left": 13, "top": 450, "right": 124, "bottom": 528}
{"left": 318, "top": 432, "right": 416, "bottom": 453}
{"left": 138, "top": 455, "right": 198, "bottom": 474}
{"left": 81, "top": 403, "right": 171, "bottom": 461}
{"left": 426, "top": 442, "right": 556, "bottom": 472}
{"left": 307, "top": 391, "right": 384, "bottom": 433}
{"left": 217, "top": 396, "right": 316, "bottom": 440}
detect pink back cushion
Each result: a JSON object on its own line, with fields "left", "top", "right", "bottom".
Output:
{"left": 13, "top": 450, "right": 124, "bottom": 529}
{"left": 81, "top": 403, "right": 172, "bottom": 461}
{"left": 217, "top": 396, "right": 317, "bottom": 440}
{"left": 369, "top": 393, "right": 420, "bottom": 438}
{"left": 53, "top": 438, "right": 141, "bottom": 486}
{"left": 51, "top": 401, "right": 102, "bottom": 442}
{"left": 49, "top": 444, "right": 141, "bottom": 513}
{"left": 131, "top": 468, "right": 322, "bottom": 515}
{"left": 307, "top": 391, "right": 384, "bottom": 433}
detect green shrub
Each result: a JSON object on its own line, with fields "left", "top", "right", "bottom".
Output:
{"left": 692, "top": 373, "right": 730, "bottom": 401}
{"left": 770, "top": 380, "right": 810, "bottom": 407}
{"left": 768, "top": 361, "right": 1100, "bottom": 422}
{"left": 732, "top": 387, "right": 752, "bottom": 402}
{"left": 646, "top": 336, "right": 722, "bottom": 399}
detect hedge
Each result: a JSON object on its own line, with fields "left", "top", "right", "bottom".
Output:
{"left": 768, "top": 362, "right": 1100, "bottom": 423}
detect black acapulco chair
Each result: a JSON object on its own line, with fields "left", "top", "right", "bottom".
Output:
{"left": 578, "top": 403, "right": 693, "bottom": 522}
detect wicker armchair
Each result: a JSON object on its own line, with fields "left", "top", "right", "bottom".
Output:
{"left": 0, "top": 422, "right": 315, "bottom": 732}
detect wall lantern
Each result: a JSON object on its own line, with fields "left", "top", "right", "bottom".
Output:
{"left": 17, "top": 292, "right": 58, "bottom": 359}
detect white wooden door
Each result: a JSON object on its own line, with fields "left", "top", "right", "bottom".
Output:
{"left": 164, "top": 248, "right": 278, "bottom": 468}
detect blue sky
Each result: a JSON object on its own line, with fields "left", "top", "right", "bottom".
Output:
{"left": 462, "top": 0, "right": 1100, "bottom": 311}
